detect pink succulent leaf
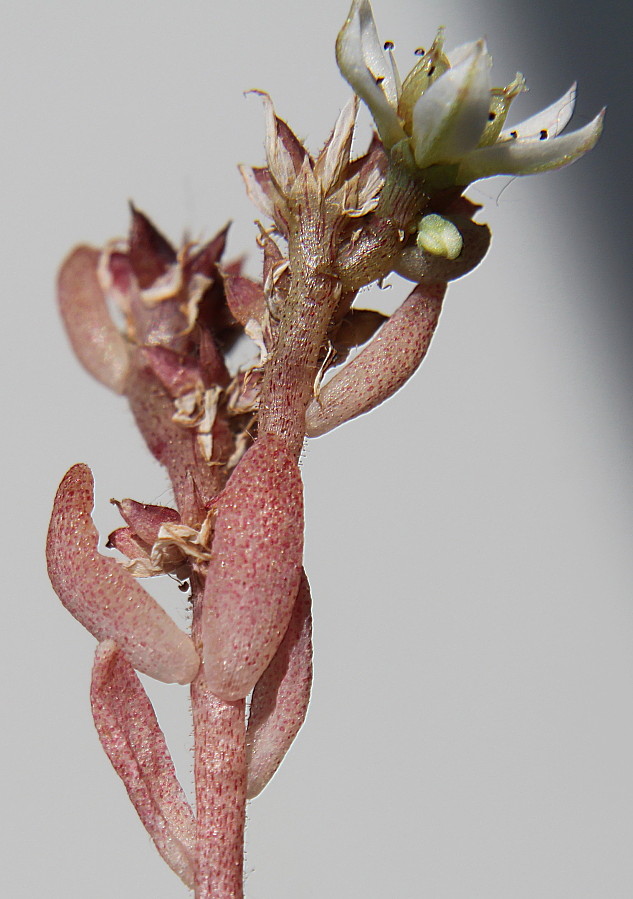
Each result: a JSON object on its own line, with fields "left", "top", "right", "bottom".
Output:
{"left": 46, "top": 464, "right": 200, "bottom": 684}
{"left": 202, "top": 434, "right": 304, "bottom": 701}
{"left": 246, "top": 570, "right": 313, "bottom": 799}
{"left": 57, "top": 246, "right": 130, "bottom": 394}
{"left": 113, "top": 497, "right": 180, "bottom": 546}
{"left": 222, "top": 272, "right": 266, "bottom": 327}
{"left": 305, "top": 280, "right": 446, "bottom": 437}
{"left": 91, "top": 640, "right": 196, "bottom": 887}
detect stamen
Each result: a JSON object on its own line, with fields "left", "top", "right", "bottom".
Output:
{"left": 539, "top": 129, "right": 548, "bottom": 140}
{"left": 510, "top": 130, "right": 518, "bottom": 139}
{"left": 384, "top": 40, "right": 394, "bottom": 51}
{"left": 428, "top": 64, "right": 436, "bottom": 76}
{"left": 375, "top": 76, "right": 385, "bottom": 85}
{"left": 488, "top": 112, "right": 496, "bottom": 121}
{"left": 414, "top": 47, "right": 425, "bottom": 56}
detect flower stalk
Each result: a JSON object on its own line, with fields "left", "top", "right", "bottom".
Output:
{"left": 46, "top": 1, "right": 603, "bottom": 895}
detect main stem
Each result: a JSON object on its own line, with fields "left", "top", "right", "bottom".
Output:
{"left": 258, "top": 206, "right": 342, "bottom": 459}
{"left": 188, "top": 192, "right": 338, "bottom": 898}
{"left": 191, "top": 578, "right": 246, "bottom": 899}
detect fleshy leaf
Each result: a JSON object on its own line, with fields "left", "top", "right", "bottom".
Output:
{"left": 46, "top": 464, "right": 200, "bottom": 684}
{"left": 91, "top": 640, "right": 196, "bottom": 887}
{"left": 246, "top": 571, "right": 312, "bottom": 799}
{"left": 306, "top": 281, "right": 445, "bottom": 437}
{"left": 202, "top": 434, "right": 304, "bottom": 701}
{"left": 57, "top": 246, "right": 130, "bottom": 393}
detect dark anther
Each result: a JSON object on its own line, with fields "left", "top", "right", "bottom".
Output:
{"left": 384, "top": 40, "right": 394, "bottom": 50}
{"left": 488, "top": 112, "right": 496, "bottom": 121}
{"left": 539, "top": 129, "right": 548, "bottom": 140}
{"left": 428, "top": 64, "right": 436, "bottom": 76}
{"left": 415, "top": 47, "right": 425, "bottom": 56}
{"left": 510, "top": 130, "right": 518, "bottom": 138}
{"left": 376, "top": 76, "right": 385, "bottom": 85}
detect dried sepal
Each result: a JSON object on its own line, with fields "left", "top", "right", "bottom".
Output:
{"left": 246, "top": 571, "right": 313, "bottom": 798}
{"left": 57, "top": 246, "right": 130, "bottom": 393}
{"left": 90, "top": 640, "right": 196, "bottom": 887}
{"left": 314, "top": 95, "right": 358, "bottom": 195}
{"left": 46, "top": 464, "right": 199, "bottom": 684}
{"left": 258, "top": 90, "right": 310, "bottom": 195}
{"left": 112, "top": 498, "right": 181, "bottom": 545}
{"left": 202, "top": 434, "right": 304, "bottom": 701}
{"left": 106, "top": 526, "right": 153, "bottom": 573}
{"left": 305, "top": 280, "right": 445, "bottom": 437}
{"left": 222, "top": 272, "right": 266, "bottom": 327}
{"left": 128, "top": 203, "right": 177, "bottom": 289}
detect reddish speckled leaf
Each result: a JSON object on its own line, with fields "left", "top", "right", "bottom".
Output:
{"left": 202, "top": 434, "right": 304, "bottom": 701}
{"left": 57, "top": 246, "right": 130, "bottom": 393}
{"left": 46, "top": 464, "right": 199, "bottom": 684}
{"left": 305, "top": 281, "right": 445, "bottom": 436}
{"left": 246, "top": 570, "right": 312, "bottom": 798}
{"left": 91, "top": 641, "right": 196, "bottom": 887}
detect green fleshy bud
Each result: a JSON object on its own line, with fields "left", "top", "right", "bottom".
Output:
{"left": 416, "top": 214, "right": 463, "bottom": 259}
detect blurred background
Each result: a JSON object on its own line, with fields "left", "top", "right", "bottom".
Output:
{"left": 2, "top": 0, "right": 632, "bottom": 896}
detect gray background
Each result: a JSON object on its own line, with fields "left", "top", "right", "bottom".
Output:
{"left": 3, "top": 0, "right": 632, "bottom": 896}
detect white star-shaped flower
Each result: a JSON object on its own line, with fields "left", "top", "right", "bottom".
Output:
{"left": 336, "top": 0, "right": 604, "bottom": 185}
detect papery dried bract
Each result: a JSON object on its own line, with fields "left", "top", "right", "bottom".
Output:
{"left": 46, "top": 464, "right": 199, "bottom": 684}
{"left": 58, "top": 246, "right": 130, "bottom": 393}
{"left": 91, "top": 641, "right": 196, "bottom": 887}
{"left": 246, "top": 571, "right": 313, "bottom": 798}
{"left": 306, "top": 281, "right": 445, "bottom": 436}
{"left": 202, "top": 434, "right": 304, "bottom": 701}
{"left": 112, "top": 498, "right": 181, "bottom": 545}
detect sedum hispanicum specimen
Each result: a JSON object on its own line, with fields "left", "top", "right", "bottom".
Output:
{"left": 46, "top": 2, "right": 603, "bottom": 896}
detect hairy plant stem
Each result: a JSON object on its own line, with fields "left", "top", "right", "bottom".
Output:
{"left": 191, "top": 577, "right": 246, "bottom": 899}
{"left": 335, "top": 160, "right": 430, "bottom": 292}
{"left": 258, "top": 206, "right": 342, "bottom": 460}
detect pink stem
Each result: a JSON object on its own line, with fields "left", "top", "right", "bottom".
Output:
{"left": 258, "top": 223, "right": 341, "bottom": 460}
{"left": 191, "top": 581, "right": 246, "bottom": 899}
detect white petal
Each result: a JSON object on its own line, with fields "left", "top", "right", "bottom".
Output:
{"left": 457, "top": 108, "right": 605, "bottom": 181}
{"left": 356, "top": 0, "right": 398, "bottom": 104}
{"left": 412, "top": 40, "right": 492, "bottom": 167}
{"left": 336, "top": 0, "right": 406, "bottom": 147}
{"left": 501, "top": 83, "right": 577, "bottom": 140}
